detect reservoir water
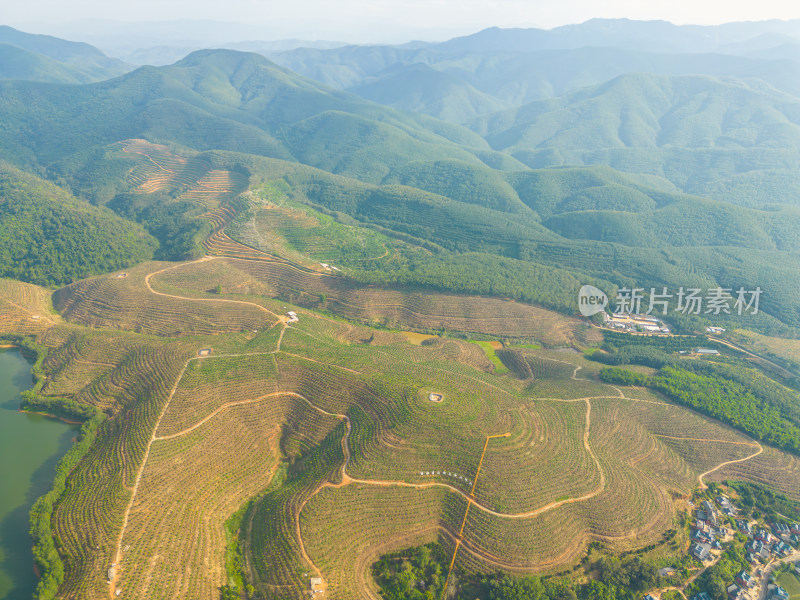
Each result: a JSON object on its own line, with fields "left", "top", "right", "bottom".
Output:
{"left": 0, "top": 348, "right": 76, "bottom": 600}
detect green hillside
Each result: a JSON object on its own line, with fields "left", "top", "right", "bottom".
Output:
{"left": 382, "top": 159, "right": 527, "bottom": 212}
{"left": 349, "top": 62, "right": 511, "bottom": 123}
{"left": 192, "top": 151, "right": 798, "bottom": 331}
{"left": 0, "top": 163, "right": 156, "bottom": 285}
{"left": 0, "top": 44, "right": 97, "bottom": 84}
{"left": 470, "top": 73, "right": 800, "bottom": 204}
{"left": 472, "top": 73, "right": 800, "bottom": 151}
{"left": 0, "top": 49, "right": 497, "bottom": 181}
{"left": 543, "top": 195, "right": 800, "bottom": 250}
{"left": 0, "top": 25, "right": 130, "bottom": 82}
{"left": 504, "top": 165, "right": 677, "bottom": 219}
{"left": 0, "top": 48, "right": 799, "bottom": 331}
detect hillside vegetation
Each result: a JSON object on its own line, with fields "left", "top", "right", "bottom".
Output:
{"left": 0, "top": 163, "right": 156, "bottom": 285}
{"left": 0, "top": 25, "right": 131, "bottom": 82}
{"left": 54, "top": 130, "right": 800, "bottom": 331}
{"left": 3, "top": 20, "right": 800, "bottom": 600}
{"left": 0, "top": 44, "right": 103, "bottom": 84}
{"left": 270, "top": 21, "right": 800, "bottom": 122}
{"left": 0, "top": 46, "right": 798, "bottom": 333}
{"left": 9, "top": 265, "right": 796, "bottom": 599}
{"left": 470, "top": 73, "right": 800, "bottom": 205}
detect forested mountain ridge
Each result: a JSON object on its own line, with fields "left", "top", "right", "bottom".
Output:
{"left": 0, "top": 36, "right": 799, "bottom": 332}
{"left": 267, "top": 20, "right": 800, "bottom": 123}
{"left": 0, "top": 163, "right": 156, "bottom": 285}
{"left": 468, "top": 72, "right": 800, "bottom": 206}
{"left": 470, "top": 72, "right": 800, "bottom": 153}
{"left": 0, "top": 25, "right": 131, "bottom": 82}
{"left": 0, "top": 44, "right": 109, "bottom": 84}
{"left": 0, "top": 48, "right": 504, "bottom": 181}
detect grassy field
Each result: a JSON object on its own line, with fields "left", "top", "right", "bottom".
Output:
{"left": 778, "top": 571, "right": 800, "bottom": 599}
{"left": 734, "top": 328, "right": 800, "bottom": 372}
{"left": 470, "top": 340, "right": 510, "bottom": 374}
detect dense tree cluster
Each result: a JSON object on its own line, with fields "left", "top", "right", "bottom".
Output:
{"left": 651, "top": 366, "right": 800, "bottom": 453}
{"left": 729, "top": 481, "right": 800, "bottom": 522}
{"left": 0, "top": 164, "right": 156, "bottom": 286}
{"left": 109, "top": 192, "right": 211, "bottom": 260}
{"left": 601, "top": 358, "right": 800, "bottom": 455}
{"left": 373, "top": 545, "right": 665, "bottom": 600}
{"left": 372, "top": 544, "right": 446, "bottom": 600}
{"left": 599, "top": 366, "right": 650, "bottom": 387}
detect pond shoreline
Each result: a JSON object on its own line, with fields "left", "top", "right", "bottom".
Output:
{"left": 0, "top": 347, "right": 77, "bottom": 600}
{"left": 17, "top": 408, "right": 83, "bottom": 426}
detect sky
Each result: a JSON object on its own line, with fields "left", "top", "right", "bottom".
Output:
{"left": 8, "top": 0, "right": 800, "bottom": 44}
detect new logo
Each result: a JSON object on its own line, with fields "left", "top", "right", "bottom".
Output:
{"left": 578, "top": 285, "right": 608, "bottom": 317}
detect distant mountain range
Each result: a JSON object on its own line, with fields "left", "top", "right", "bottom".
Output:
{"left": 431, "top": 19, "right": 800, "bottom": 54}
{"left": 0, "top": 26, "right": 130, "bottom": 82}
{"left": 2, "top": 21, "right": 800, "bottom": 333}
{"left": 266, "top": 20, "right": 800, "bottom": 123}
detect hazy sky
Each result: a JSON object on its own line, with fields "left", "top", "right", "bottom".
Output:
{"left": 9, "top": 0, "right": 800, "bottom": 43}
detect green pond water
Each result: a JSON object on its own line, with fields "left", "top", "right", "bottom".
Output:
{"left": 0, "top": 348, "right": 76, "bottom": 600}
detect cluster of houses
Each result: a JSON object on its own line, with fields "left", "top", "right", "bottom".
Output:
{"left": 603, "top": 312, "right": 672, "bottom": 334}
{"left": 286, "top": 311, "right": 299, "bottom": 324}
{"left": 742, "top": 525, "right": 797, "bottom": 564}
{"left": 688, "top": 494, "right": 799, "bottom": 600}
{"left": 689, "top": 499, "right": 735, "bottom": 561}
{"left": 690, "top": 570, "right": 771, "bottom": 600}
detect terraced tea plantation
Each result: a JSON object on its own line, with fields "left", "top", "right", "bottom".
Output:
{"left": 0, "top": 140, "right": 796, "bottom": 600}
{"left": 4, "top": 246, "right": 799, "bottom": 600}
{"left": 226, "top": 189, "right": 404, "bottom": 269}
{"left": 0, "top": 279, "right": 59, "bottom": 335}
{"left": 147, "top": 256, "right": 585, "bottom": 345}
{"left": 116, "top": 139, "right": 247, "bottom": 211}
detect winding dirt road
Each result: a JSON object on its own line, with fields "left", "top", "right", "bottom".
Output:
{"left": 698, "top": 440, "right": 763, "bottom": 489}
{"left": 143, "top": 257, "right": 281, "bottom": 320}
{"left": 107, "top": 261, "right": 772, "bottom": 598}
